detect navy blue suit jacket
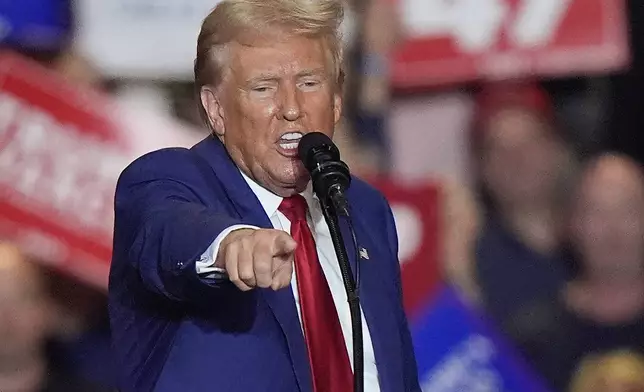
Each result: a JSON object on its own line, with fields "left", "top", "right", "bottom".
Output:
{"left": 108, "top": 136, "right": 420, "bottom": 392}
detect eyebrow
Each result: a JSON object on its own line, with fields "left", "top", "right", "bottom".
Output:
{"left": 245, "top": 68, "right": 327, "bottom": 85}
{"left": 246, "top": 74, "right": 279, "bottom": 85}
{"left": 297, "top": 68, "right": 327, "bottom": 77}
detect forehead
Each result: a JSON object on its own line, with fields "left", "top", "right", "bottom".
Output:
{"left": 227, "top": 35, "right": 330, "bottom": 80}
{"left": 579, "top": 160, "right": 644, "bottom": 205}
{"left": 484, "top": 108, "right": 550, "bottom": 142}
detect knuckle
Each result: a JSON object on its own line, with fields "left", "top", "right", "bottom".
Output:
{"left": 252, "top": 229, "right": 269, "bottom": 239}
{"left": 258, "top": 230, "right": 278, "bottom": 250}
{"left": 274, "top": 230, "right": 288, "bottom": 240}
{"left": 238, "top": 262, "right": 254, "bottom": 279}
{"left": 224, "top": 239, "right": 242, "bottom": 254}
{"left": 254, "top": 263, "right": 271, "bottom": 276}
{"left": 253, "top": 241, "right": 269, "bottom": 255}
{"left": 239, "top": 236, "right": 253, "bottom": 250}
{"left": 249, "top": 230, "right": 268, "bottom": 245}
{"left": 239, "top": 269, "right": 254, "bottom": 280}
{"left": 220, "top": 242, "right": 233, "bottom": 255}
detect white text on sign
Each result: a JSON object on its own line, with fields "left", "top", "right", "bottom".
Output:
{"left": 402, "top": 0, "right": 573, "bottom": 52}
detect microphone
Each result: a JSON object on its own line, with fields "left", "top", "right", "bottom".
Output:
{"left": 299, "top": 132, "right": 364, "bottom": 391}
{"left": 298, "top": 132, "right": 351, "bottom": 214}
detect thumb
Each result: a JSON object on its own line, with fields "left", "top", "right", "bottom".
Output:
{"left": 273, "top": 232, "right": 297, "bottom": 256}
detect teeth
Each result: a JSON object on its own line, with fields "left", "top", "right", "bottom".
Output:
{"left": 279, "top": 132, "right": 302, "bottom": 151}
{"left": 280, "top": 132, "right": 302, "bottom": 141}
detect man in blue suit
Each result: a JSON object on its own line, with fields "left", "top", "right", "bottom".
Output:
{"left": 108, "top": 0, "right": 420, "bottom": 391}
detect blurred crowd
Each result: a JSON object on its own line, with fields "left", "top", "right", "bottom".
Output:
{"left": 2, "top": 1, "right": 644, "bottom": 392}
{"left": 446, "top": 84, "right": 644, "bottom": 392}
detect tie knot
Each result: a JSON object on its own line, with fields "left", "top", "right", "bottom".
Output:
{"left": 279, "top": 195, "right": 309, "bottom": 223}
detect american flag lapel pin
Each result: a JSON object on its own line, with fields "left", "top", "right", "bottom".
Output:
{"left": 359, "top": 247, "right": 370, "bottom": 260}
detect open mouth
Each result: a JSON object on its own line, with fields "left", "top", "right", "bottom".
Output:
{"left": 277, "top": 132, "right": 303, "bottom": 152}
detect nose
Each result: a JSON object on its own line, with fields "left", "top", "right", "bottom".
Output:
{"left": 278, "top": 84, "right": 302, "bottom": 122}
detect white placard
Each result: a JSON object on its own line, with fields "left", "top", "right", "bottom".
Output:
{"left": 75, "top": 0, "right": 221, "bottom": 80}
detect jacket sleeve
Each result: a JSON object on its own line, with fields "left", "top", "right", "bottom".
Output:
{"left": 112, "top": 148, "right": 247, "bottom": 303}
{"left": 381, "top": 197, "right": 422, "bottom": 391}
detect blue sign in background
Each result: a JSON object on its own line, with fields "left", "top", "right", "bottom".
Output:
{"left": 411, "top": 285, "right": 552, "bottom": 392}
{"left": 0, "top": 0, "right": 72, "bottom": 50}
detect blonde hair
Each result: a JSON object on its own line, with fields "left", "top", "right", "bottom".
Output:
{"left": 569, "top": 350, "right": 644, "bottom": 392}
{"left": 194, "top": 0, "right": 345, "bottom": 91}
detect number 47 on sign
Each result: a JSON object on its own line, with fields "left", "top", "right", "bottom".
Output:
{"left": 402, "top": 0, "right": 573, "bottom": 52}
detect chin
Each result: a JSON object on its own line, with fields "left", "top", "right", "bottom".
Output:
{"left": 288, "top": 172, "right": 310, "bottom": 189}
{"left": 283, "top": 162, "right": 308, "bottom": 180}
{"left": 264, "top": 165, "right": 308, "bottom": 195}
{"left": 284, "top": 172, "right": 310, "bottom": 191}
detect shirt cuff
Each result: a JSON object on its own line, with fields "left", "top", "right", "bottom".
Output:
{"left": 196, "top": 225, "right": 259, "bottom": 276}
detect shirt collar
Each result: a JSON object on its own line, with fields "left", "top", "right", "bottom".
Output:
{"left": 239, "top": 170, "right": 316, "bottom": 218}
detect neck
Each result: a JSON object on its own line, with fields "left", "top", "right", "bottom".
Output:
{"left": 0, "top": 350, "right": 46, "bottom": 392}
{"left": 501, "top": 201, "right": 559, "bottom": 254}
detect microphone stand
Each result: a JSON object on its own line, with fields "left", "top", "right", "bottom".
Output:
{"left": 318, "top": 190, "right": 363, "bottom": 392}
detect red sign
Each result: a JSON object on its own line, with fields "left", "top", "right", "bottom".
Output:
{"left": 0, "top": 52, "right": 129, "bottom": 289}
{"left": 374, "top": 180, "right": 442, "bottom": 317}
{"left": 392, "top": 0, "right": 629, "bottom": 88}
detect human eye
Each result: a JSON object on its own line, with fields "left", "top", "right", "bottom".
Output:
{"left": 298, "top": 79, "right": 322, "bottom": 91}
{"left": 252, "top": 85, "right": 271, "bottom": 92}
{"left": 249, "top": 83, "right": 276, "bottom": 98}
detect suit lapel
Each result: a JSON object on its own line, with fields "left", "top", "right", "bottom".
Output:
{"left": 192, "top": 137, "right": 313, "bottom": 392}
{"left": 343, "top": 210, "right": 404, "bottom": 392}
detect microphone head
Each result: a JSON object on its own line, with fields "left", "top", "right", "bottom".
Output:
{"left": 297, "top": 132, "right": 351, "bottom": 206}
{"left": 298, "top": 132, "right": 339, "bottom": 171}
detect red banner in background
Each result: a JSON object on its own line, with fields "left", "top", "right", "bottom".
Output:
{"left": 392, "top": 0, "right": 629, "bottom": 88}
{"left": 0, "top": 52, "right": 128, "bottom": 289}
{"left": 374, "top": 180, "right": 442, "bottom": 317}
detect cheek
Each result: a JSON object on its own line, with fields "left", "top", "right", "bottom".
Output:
{"left": 259, "top": 100, "right": 279, "bottom": 118}
{"left": 572, "top": 214, "right": 598, "bottom": 245}
{"left": 580, "top": 211, "right": 608, "bottom": 239}
{"left": 618, "top": 217, "right": 644, "bottom": 246}
{"left": 307, "top": 93, "right": 339, "bottom": 124}
{"left": 2, "top": 307, "right": 46, "bottom": 341}
{"left": 230, "top": 102, "right": 277, "bottom": 143}
{"left": 239, "top": 102, "right": 276, "bottom": 130}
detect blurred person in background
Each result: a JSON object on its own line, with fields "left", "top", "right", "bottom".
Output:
{"left": 339, "top": 0, "right": 402, "bottom": 174}
{"left": 568, "top": 350, "right": 644, "bottom": 392}
{"left": 17, "top": 37, "right": 118, "bottom": 390}
{"left": 50, "top": 49, "right": 104, "bottom": 91}
{"left": 2, "top": 12, "right": 117, "bottom": 386}
{"left": 440, "top": 179, "right": 483, "bottom": 304}
{"left": 46, "top": 276, "right": 115, "bottom": 390}
{"left": 0, "top": 242, "right": 110, "bottom": 392}
{"left": 470, "top": 82, "right": 575, "bottom": 345}
{"left": 527, "top": 153, "right": 644, "bottom": 391}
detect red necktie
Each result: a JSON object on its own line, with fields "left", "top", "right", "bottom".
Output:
{"left": 279, "top": 195, "right": 353, "bottom": 392}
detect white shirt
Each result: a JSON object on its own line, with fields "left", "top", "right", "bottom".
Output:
{"left": 197, "top": 172, "right": 380, "bottom": 391}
